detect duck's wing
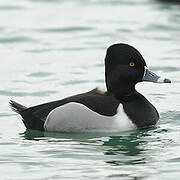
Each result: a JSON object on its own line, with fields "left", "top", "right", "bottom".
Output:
{"left": 9, "top": 88, "right": 119, "bottom": 131}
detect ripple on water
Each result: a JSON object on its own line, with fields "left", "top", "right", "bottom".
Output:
{"left": 93, "top": 79, "right": 104, "bottom": 83}
{"left": 0, "top": 90, "right": 56, "bottom": 97}
{"left": 29, "top": 0, "right": 64, "bottom": 3}
{"left": 168, "top": 157, "right": 180, "bottom": 163}
{"left": 142, "top": 35, "right": 171, "bottom": 41}
{"left": 61, "top": 47, "right": 87, "bottom": 51}
{"left": 161, "top": 111, "right": 180, "bottom": 124}
{"left": 149, "top": 93, "right": 166, "bottom": 99}
{"left": 0, "top": 5, "right": 26, "bottom": 11}
{"left": 92, "top": 63, "right": 104, "bottom": 68}
{"left": 38, "top": 26, "right": 95, "bottom": 33}
{"left": 0, "top": 36, "right": 36, "bottom": 44}
{"left": 62, "top": 80, "right": 90, "bottom": 85}
{"left": 143, "top": 24, "right": 180, "bottom": 32}
{"left": 25, "top": 47, "right": 89, "bottom": 54}
{"left": 150, "top": 66, "right": 180, "bottom": 72}
{"left": 116, "top": 28, "right": 133, "bottom": 33}
{"left": 12, "top": 80, "right": 31, "bottom": 84}
{"left": 71, "top": 72, "right": 85, "bottom": 75}
{"left": 25, "top": 48, "right": 60, "bottom": 53}
{"left": 27, "top": 72, "right": 54, "bottom": 78}
{"left": 0, "top": 113, "right": 15, "bottom": 117}
{"left": 161, "top": 57, "right": 180, "bottom": 61}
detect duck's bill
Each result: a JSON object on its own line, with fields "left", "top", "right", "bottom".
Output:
{"left": 142, "top": 67, "right": 171, "bottom": 83}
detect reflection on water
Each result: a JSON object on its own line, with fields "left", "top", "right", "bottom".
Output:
{"left": 103, "top": 130, "right": 150, "bottom": 166}
{"left": 104, "top": 133, "right": 145, "bottom": 157}
{"left": 21, "top": 129, "right": 45, "bottom": 140}
{"left": 22, "top": 128, "right": 155, "bottom": 167}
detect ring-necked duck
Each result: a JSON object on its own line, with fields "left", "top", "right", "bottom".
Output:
{"left": 10, "top": 43, "right": 171, "bottom": 132}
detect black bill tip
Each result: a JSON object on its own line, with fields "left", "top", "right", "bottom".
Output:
{"left": 164, "top": 78, "right": 171, "bottom": 83}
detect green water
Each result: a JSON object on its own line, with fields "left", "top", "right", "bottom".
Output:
{"left": 0, "top": 0, "right": 180, "bottom": 179}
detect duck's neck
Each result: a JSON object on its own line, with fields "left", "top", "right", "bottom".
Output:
{"left": 108, "top": 83, "right": 137, "bottom": 101}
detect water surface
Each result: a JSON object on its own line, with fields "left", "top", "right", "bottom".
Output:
{"left": 0, "top": 0, "right": 180, "bottom": 179}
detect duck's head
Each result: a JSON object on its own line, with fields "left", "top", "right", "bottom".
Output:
{"left": 105, "top": 43, "right": 171, "bottom": 97}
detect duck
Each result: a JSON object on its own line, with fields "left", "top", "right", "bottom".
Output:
{"left": 9, "top": 43, "right": 171, "bottom": 132}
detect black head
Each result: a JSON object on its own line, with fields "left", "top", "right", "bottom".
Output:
{"left": 105, "top": 43, "right": 147, "bottom": 97}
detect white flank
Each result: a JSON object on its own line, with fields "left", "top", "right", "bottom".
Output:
{"left": 44, "top": 102, "right": 136, "bottom": 132}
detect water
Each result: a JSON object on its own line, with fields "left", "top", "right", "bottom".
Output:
{"left": 0, "top": 0, "right": 180, "bottom": 179}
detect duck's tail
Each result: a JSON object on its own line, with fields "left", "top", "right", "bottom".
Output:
{"left": 9, "top": 100, "right": 27, "bottom": 114}
{"left": 9, "top": 100, "right": 45, "bottom": 131}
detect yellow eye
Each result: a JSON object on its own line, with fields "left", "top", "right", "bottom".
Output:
{"left": 129, "top": 62, "right": 135, "bottom": 67}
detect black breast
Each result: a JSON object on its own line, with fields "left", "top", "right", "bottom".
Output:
{"left": 122, "top": 92, "right": 159, "bottom": 129}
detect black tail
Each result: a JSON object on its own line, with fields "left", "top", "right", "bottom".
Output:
{"left": 9, "top": 100, "right": 27, "bottom": 114}
{"left": 9, "top": 100, "right": 44, "bottom": 131}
